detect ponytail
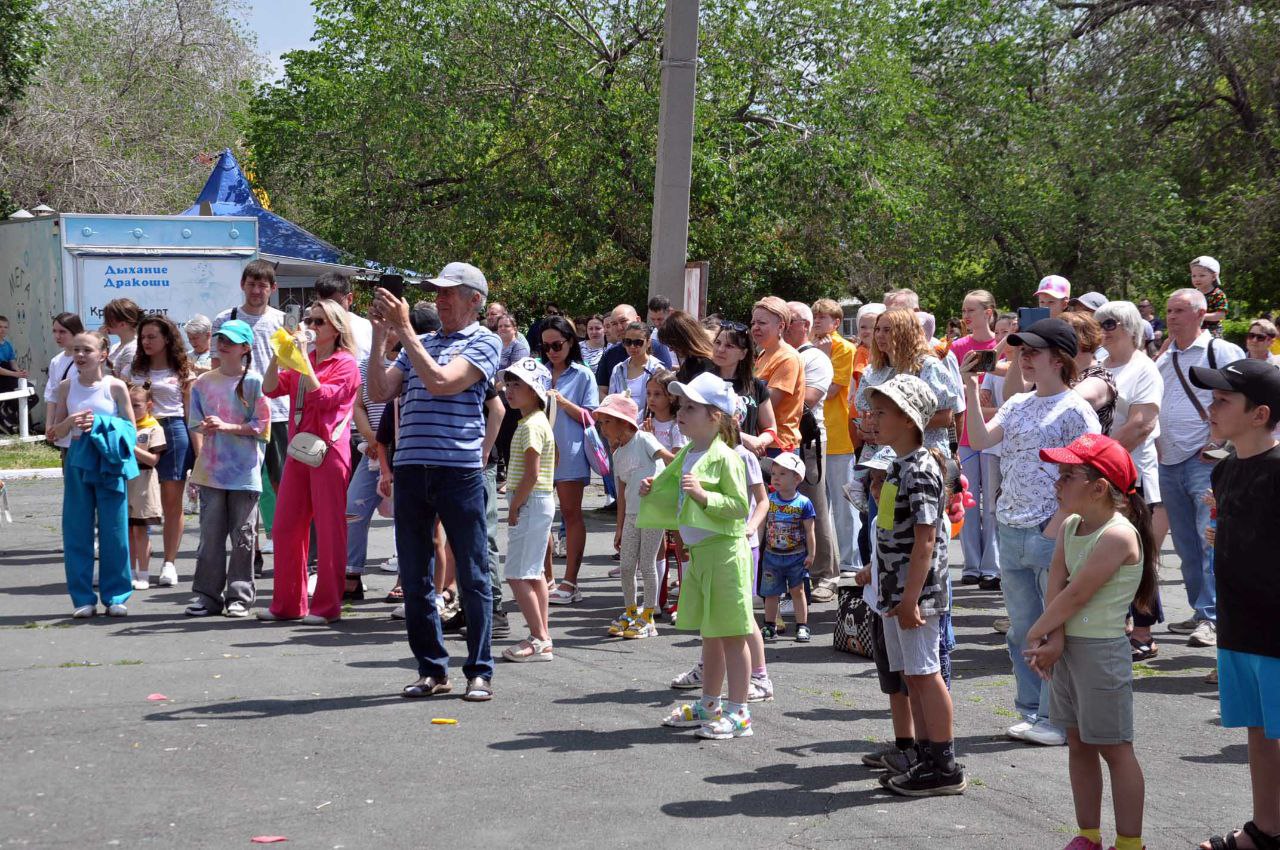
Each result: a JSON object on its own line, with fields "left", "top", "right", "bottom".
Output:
{"left": 1120, "top": 489, "right": 1159, "bottom": 615}
{"left": 235, "top": 351, "right": 251, "bottom": 406}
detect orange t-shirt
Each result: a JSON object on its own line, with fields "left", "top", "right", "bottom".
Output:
{"left": 824, "top": 333, "right": 856, "bottom": 455}
{"left": 849, "top": 343, "right": 872, "bottom": 450}
{"left": 755, "top": 341, "right": 804, "bottom": 450}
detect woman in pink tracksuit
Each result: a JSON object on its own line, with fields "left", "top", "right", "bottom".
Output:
{"left": 259, "top": 300, "right": 361, "bottom": 624}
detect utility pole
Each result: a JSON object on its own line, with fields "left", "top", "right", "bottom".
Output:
{"left": 647, "top": 0, "right": 699, "bottom": 308}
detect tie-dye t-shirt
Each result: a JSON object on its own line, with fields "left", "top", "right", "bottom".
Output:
{"left": 188, "top": 369, "right": 270, "bottom": 492}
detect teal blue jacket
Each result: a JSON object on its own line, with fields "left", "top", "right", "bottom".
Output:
{"left": 67, "top": 415, "right": 139, "bottom": 491}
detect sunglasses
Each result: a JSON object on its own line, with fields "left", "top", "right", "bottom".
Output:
{"left": 542, "top": 339, "right": 568, "bottom": 352}
{"left": 1099, "top": 319, "right": 1119, "bottom": 331}
{"left": 1248, "top": 332, "right": 1275, "bottom": 342}
{"left": 721, "top": 320, "right": 748, "bottom": 333}
{"left": 304, "top": 317, "right": 328, "bottom": 328}
{"left": 623, "top": 338, "right": 647, "bottom": 348}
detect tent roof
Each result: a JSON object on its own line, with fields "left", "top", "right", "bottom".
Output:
{"left": 179, "top": 149, "right": 356, "bottom": 269}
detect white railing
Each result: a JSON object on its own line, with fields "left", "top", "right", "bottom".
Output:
{"left": 0, "top": 378, "right": 42, "bottom": 446}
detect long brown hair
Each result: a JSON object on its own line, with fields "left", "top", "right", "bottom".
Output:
{"left": 658, "top": 310, "right": 714, "bottom": 361}
{"left": 131, "top": 315, "right": 193, "bottom": 386}
{"left": 870, "top": 308, "right": 932, "bottom": 373}
{"left": 1081, "top": 467, "right": 1160, "bottom": 614}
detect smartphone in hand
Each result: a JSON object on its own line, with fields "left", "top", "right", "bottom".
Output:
{"left": 379, "top": 273, "right": 405, "bottom": 301}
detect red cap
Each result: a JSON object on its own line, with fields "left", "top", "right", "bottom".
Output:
{"left": 1039, "top": 433, "right": 1138, "bottom": 495}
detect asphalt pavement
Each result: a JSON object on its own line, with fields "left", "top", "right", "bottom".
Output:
{"left": 0, "top": 478, "right": 1247, "bottom": 849}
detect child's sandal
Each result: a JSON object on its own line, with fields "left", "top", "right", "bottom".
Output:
{"left": 548, "top": 580, "right": 581, "bottom": 605}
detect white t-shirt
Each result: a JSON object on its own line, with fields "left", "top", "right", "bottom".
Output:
{"left": 735, "top": 444, "right": 765, "bottom": 547}
{"left": 797, "top": 344, "right": 833, "bottom": 436}
{"left": 1105, "top": 351, "right": 1163, "bottom": 501}
{"left": 650, "top": 416, "right": 685, "bottom": 452}
{"left": 1155, "top": 332, "right": 1244, "bottom": 465}
{"left": 613, "top": 431, "right": 665, "bottom": 516}
{"left": 347, "top": 312, "right": 373, "bottom": 364}
{"left": 980, "top": 371, "right": 1006, "bottom": 457}
{"left": 678, "top": 448, "right": 712, "bottom": 546}
{"left": 990, "top": 389, "right": 1100, "bottom": 528}
{"left": 44, "top": 352, "right": 76, "bottom": 404}
{"left": 212, "top": 305, "right": 289, "bottom": 422}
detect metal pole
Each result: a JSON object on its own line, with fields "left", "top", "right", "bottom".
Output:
{"left": 648, "top": 0, "right": 699, "bottom": 307}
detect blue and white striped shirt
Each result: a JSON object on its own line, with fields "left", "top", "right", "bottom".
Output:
{"left": 393, "top": 322, "right": 501, "bottom": 469}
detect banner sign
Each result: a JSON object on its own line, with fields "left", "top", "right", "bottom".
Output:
{"left": 78, "top": 256, "right": 246, "bottom": 328}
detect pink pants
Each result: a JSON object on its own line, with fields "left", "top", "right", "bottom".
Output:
{"left": 269, "top": 450, "right": 351, "bottom": 619}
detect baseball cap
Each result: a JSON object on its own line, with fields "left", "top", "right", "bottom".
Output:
{"left": 770, "top": 451, "right": 806, "bottom": 479}
{"left": 855, "top": 445, "right": 897, "bottom": 473}
{"left": 502, "top": 357, "right": 551, "bottom": 405}
{"left": 1007, "top": 318, "right": 1079, "bottom": 358}
{"left": 594, "top": 393, "right": 640, "bottom": 427}
{"left": 669, "top": 372, "right": 736, "bottom": 417}
{"left": 1035, "top": 275, "right": 1071, "bottom": 300}
{"left": 212, "top": 319, "right": 254, "bottom": 346}
{"left": 1040, "top": 433, "right": 1137, "bottom": 495}
{"left": 429, "top": 261, "right": 488, "bottom": 298}
{"left": 1069, "top": 291, "right": 1108, "bottom": 312}
{"left": 1190, "top": 359, "right": 1280, "bottom": 417}
{"left": 1190, "top": 255, "right": 1221, "bottom": 283}
{"left": 866, "top": 373, "right": 938, "bottom": 436}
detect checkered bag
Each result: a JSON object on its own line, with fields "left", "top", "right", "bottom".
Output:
{"left": 832, "top": 581, "right": 873, "bottom": 658}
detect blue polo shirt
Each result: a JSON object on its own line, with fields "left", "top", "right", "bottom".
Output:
{"left": 393, "top": 322, "right": 501, "bottom": 469}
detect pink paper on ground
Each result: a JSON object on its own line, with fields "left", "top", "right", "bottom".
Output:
{"left": 145, "top": 694, "right": 169, "bottom": 701}
{"left": 250, "top": 838, "right": 288, "bottom": 844}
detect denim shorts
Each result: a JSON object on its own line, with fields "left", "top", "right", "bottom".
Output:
{"left": 1219, "top": 648, "right": 1280, "bottom": 739}
{"left": 504, "top": 491, "right": 554, "bottom": 581}
{"left": 759, "top": 549, "right": 808, "bottom": 597}
{"left": 155, "top": 416, "right": 193, "bottom": 482}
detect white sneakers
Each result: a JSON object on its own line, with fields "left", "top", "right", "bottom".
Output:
{"left": 380, "top": 556, "right": 399, "bottom": 574}
{"left": 132, "top": 574, "right": 150, "bottom": 591}
{"left": 158, "top": 562, "right": 178, "bottom": 587}
{"left": 1188, "top": 620, "right": 1217, "bottom": 647}
{"left": 1007, "top": 718, "right": 1066, "bottom": 746}
{"left": 107, "top": 604, "right": 127, "bottom": 617}
{"left": 72, "top": 604, "right": 96, "bottom": 618}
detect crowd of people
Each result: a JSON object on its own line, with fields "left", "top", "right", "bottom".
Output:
{"left": 25, "top": 253, "right": 1279, "bottom": 850}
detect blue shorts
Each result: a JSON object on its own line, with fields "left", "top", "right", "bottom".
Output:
{"left": 155, "top": 416, "right": 193, "bottom": 482}
{"left": 759, "top": 549, "right": 808, "bottom": 598}
{"left": 1219, "top": 648, "right": 1280, "bottom": 739}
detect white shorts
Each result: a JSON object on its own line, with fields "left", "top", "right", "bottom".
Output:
{"left": 883, "top": 613, "right": 942, "bottom": 676}
{"left": 504, "top": 491, "right": 554, "bottom": 581}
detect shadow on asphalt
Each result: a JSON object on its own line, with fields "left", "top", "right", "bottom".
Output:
{"left": 143, "top": 692, "right": 405, "bottom": 720}
{"left": 1181, "top": 743, "right": 1247, "bottom": 765}
{"left": 488, "top": 724, "right": 679, "bottom": 753}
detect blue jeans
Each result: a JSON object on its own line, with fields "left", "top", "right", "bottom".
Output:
{"left": 394, "top": 465, "right": 493, "bottom": 682}
{"left": 63, "top": 463, "right": 131, "bottom": 608}
{"left": 344, "top": 451, "right": 381, "bottom": 575}
{"left": 484, "top": 464, "right": 502, "bottom": 601}
{"left": 1159, "top": 456, "right": 1215, "bottom": 622}
{"left": 997, "top": 522, "right": 1056, "bottom": 722}
{"left": 958, "top": 448, "right": 1000, "bottom": 578}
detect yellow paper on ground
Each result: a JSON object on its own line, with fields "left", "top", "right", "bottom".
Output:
{"left": 270, "top": 328, "right": 314, "bottom": 376}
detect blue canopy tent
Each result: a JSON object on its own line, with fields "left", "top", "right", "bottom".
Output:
{"left": 179, "top": 149, "right": 363, "bottom": 295}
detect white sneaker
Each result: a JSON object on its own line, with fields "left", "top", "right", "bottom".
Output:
{"left": 380, "top": 556, "right": 399, "bottom": 573}
{"left": 158, "top": 562, "right": 178, "bottom": 587}
{"left": 224, "top": 601, "right": 249, "bottom": 618}
{"left": 671, "top": 662, "right": 704, "bottom": 690}
{"left": 306, "top": 573, "right": 318, "bottom": 596}
{"left": 131, "top": 575, "right": 150, "bottom": 591}
{"left": 748, "top": 675, "right": 775, "bottom": 703}
{"left": 107, "top": 604, "right": 128, "bottom": 617}
{"left": 391, "top": 604, "right": 406, "bottom": 620}
{"left": 1006, "top": 719, "right": 1036, "bottom": 741}
{"left": 72, "top": 604, "right": 96, "bottom": 618}
{"left": 779, "top": 598, "right": 795, "bottom": 616}
{"left": 1188, "top": 620, "right": 1217, "bottom": 647}
{"left": 1021, "top": 720, "right": 1067, "bottom": 746}
{"left": 260, "top": 538, "right": 274, "bottom": 554}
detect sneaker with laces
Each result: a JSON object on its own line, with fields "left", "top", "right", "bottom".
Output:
{"left": 662, "top": 700, "right": 720, "bottom": 728}
{"left": 623, "top": 610, "right": 657, "bottom": 639}
{"left": 761, "top": 623, "right": 778, "bottom": 642}
{"left": 1167, "top": 616, "right": 1199, "bottom": 635}
{"left": 861, "top": 744, "right": 898, "bottom": 768}
{"left": 884, "top": 759, "right": 966, "bottom": 796}
{"left": 1006, "top": 719, "right": 1037, "bottom": 741}
{"left": 185, "top": 601, "right": 213, "bottom": 617}
{"left": 696, "top": 711, "right": 753, "bottom": 740}
{"left": 224, "top": 601, "right": 249, "bottom": 618}
{"left": 748, "top": 675, "right": 774, "bottom": 703}
{"left": 1188, "top": 620, "right": 1217, "bottom": 647}
{"left": 107, "top": 604, "right": 128, "bottom": 617}
{"left": 1021, "top": 719, "right": 1067, "bottom": 746}
{"left": 609, "top": 607, "right": 638, "bottom": 636}
{"left": 491, "top": 607, "right": 510, "bottom": 638}
{"left": 379, "top": 555, "right": 398, "bottom": 573}
{"left": 158, "top": 562, "right": 178, "bottom": 587}
{"left": 132, "top": 575, "right": 150, "bottom": 591}
{"left": 72, "top": 604, "right": 96, "bottom": 618}
{"left": 671, "top": 663, "right": 703, "bottom": 690}
{"left": 795, "top": 624, "right": 812, "bottom": 642}
{"left": 880, "top": 744, "right": 924, "bottom": 776}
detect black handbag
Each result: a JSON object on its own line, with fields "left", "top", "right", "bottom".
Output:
{"left": 833, "top": 581, "right": 873, "bottom": 658}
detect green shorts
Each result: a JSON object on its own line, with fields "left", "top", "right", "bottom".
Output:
{"left": 677, "top": 534, "right": 754, "bottom": 638}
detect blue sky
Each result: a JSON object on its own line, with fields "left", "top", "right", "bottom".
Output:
{"left": 241, "top": 0, "right": 319, "bottom": 80}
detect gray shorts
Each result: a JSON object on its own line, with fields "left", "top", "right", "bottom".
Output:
{"left": 882, "top": 613, "right": 942, "bottom": 676}
{"left": 1048, "top": 635, "right": 1134, "bottom": 745}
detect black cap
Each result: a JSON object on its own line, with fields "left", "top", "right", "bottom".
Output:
{"left": 1190, "top": 359, "right": 1280, "bottom": 416}
{"left": 1007, "top": 318, "right": 1078, "bottom": 358}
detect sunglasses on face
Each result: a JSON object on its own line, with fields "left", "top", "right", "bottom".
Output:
{"left": 542, "top": 339, "right": 567, "bottom": 352}
{"left": 304, "top": 318, "right": 328, "bottom": 328}
{"left": 1099, "top": 319, "right": 1119, "bottom": 331}
{"left": 1248, "top": 332, "right": 1275, "bottom": 342}
{"left": 623, "top": 338, "right": 647, "bottom": 348}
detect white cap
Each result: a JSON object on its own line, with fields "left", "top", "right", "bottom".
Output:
{"left": 668, "top": 372, "right": 736, "bottom": 416}
{"left": 503, "top": 357, "right": 551, "bottom": 404}
{"left": 770, "top": 452, "right": 806, "bottom": 479}
{"left": 1191, "top": 255, "right": 1222, "bottom": 284}
{"left": 429, "top": 261, "right": 488, "bottom": 297}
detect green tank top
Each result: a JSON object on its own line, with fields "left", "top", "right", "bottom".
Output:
{"left": 1063, "top": 513, "right": 1143, "bottom": 638}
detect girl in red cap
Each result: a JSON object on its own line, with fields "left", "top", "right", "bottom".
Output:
{"left": 1024, "top": 433, "right": 1159, "bottom": 850}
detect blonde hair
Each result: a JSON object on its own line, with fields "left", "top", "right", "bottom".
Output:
{"left": 311, "top": 300, "right": 358, "bottom": 355}
{"left": 870, "top": 308, "right": 932, "bottom": 373}
{"left": 812, "top": 298, "right": 843, "bottom": 321}
{"left": 1250, "top": 318, "right": 1278, "bottom": 338}
{"left": 963, "top": 289, "right": 997, "bottom": 331}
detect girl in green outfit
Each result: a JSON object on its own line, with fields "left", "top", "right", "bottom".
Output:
{"left": 1025, "top": 433, "right": 1158, "bottom": 850}
{"left": 638, "top": 372, "right": 754, "bottom": 740}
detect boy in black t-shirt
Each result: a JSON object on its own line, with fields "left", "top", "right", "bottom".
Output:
{"left": 1189, "top": 360, "right": 1280, "bottom": 850}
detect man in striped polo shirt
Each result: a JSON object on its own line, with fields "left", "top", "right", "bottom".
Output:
{"left": 369, "top": 262, "right": 502, "bottom": 702}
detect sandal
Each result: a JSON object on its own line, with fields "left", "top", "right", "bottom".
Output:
{"left": 1205, "top": 821, "right": 1280, "bottom": 850}
{"left": 461, "top": 677, "right": 493, "bottom": 702}
{"left": 384, "top": 586, "right": 404, "bottom": 603}
{"left": 548, "top": 580, "right": 581, "bottom": 605}
{"left": 401, "top": 677, "right": 451, "bottom": 699}
{"left": 1129, "top": 636, "right": 1158, "bottom": 662}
